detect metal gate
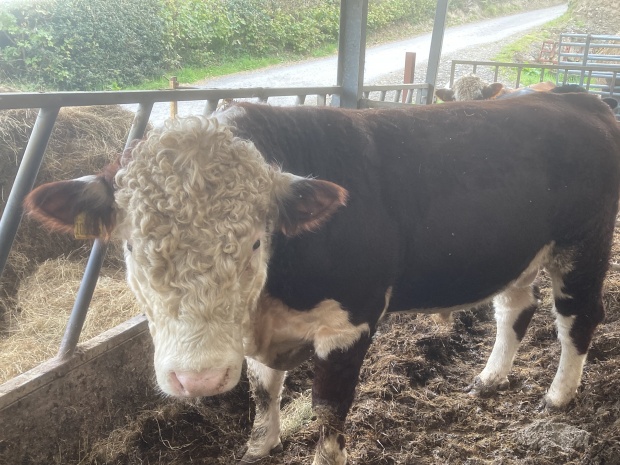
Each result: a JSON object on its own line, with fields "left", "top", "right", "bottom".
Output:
{"left": 557, "top": 33, "right": 620, "bottom": 94}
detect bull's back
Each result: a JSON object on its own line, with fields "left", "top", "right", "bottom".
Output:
{"left": 230, "top": 95, "right": 620, "bottom": 312}
{"left": 383, "top": 93, "right": 620, "bottom": 309}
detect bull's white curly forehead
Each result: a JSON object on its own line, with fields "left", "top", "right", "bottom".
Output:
{"left": 114, "top": 116, "right": 275, "bottom": 305}
{"left": 453, "top": 74, "right": 488, "bottom": 101}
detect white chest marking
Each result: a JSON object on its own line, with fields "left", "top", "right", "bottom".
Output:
{"left": 247, "top": 295, "right": 370, "bottom": 365}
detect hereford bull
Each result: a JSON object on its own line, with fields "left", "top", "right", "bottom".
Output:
{"left": 24, "top": 92, "right": 620, "bottom": 464}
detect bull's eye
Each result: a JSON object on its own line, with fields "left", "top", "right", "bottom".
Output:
{"left": 252, "top": 240, "right": 261, "bottom": 251}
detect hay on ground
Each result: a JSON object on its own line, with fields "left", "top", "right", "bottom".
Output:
{"left": 0, "top": 257, "right": 140, "bottom": 383}
{"left": 0, "top": 104, "right": 136, "bottom": 319}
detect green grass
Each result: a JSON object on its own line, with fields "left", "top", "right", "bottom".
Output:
{"left": 491, "top": 11, "right": 577, "bottom": 87}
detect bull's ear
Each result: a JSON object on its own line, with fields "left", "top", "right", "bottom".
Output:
{"left": 482, "top": 83, "right": 504, "bottom": 99}
{"left": 603, "top": 97, "right": 618, "bottom": 110}
{"left": 276, "top": 176, "right": 348, "bottom": 237}
{"left": 24, "top": 175, "right": 116, "bottom": 239}
{"left": 434, "top": 89, "right": 454, "bottom": 102}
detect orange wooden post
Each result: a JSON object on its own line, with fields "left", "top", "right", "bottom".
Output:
{"left": 403, "top": 52, "right": 416, "bottom": 103}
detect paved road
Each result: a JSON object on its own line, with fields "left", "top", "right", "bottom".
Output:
{"left": 132, "top": 4, "right": 567, "bottom": 125}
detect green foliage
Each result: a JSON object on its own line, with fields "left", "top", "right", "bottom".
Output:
{"left": 0, "top": 0, "right": 544, "bottom": 91}
{"left": 0, "top": 0, "right": 165, "bottom": 90}
{"left": 367, "top": 0, "right": 435, "bottom": 31}
{"left": 162, "top": 0, "right": 231, "bottom": 68}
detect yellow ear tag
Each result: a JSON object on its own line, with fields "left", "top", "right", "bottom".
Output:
{"left": 74, "top": 212, "right": 102, "bottom": 240}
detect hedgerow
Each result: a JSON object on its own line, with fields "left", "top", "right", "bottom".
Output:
{"left": 0, "top": 0, "right": 544, "bottom": 91}
{"left": 0, "top": 0, "right": 165, "bottom": 90}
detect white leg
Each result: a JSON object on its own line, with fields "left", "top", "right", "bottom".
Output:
{"left": 240, "top": 358, "right": 286, "bottom": 463}
{"left": 544, "top": 312, "right": 586, "bottom": 408}
{"left": 470, "top": 285, "right": 536, "bottom": 395}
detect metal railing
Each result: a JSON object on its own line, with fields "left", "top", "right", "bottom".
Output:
{"left": 0, "top": 82, "right": 430, "bottom": 365}
{"left": 362, "top": 83, "right": 433, "bottom": 105}
{"left": 0, "top": 86, "right": 337, "bottom": 362}
{"left": 448, "top": 60, "right": 620, "bottom": 98}
{"left": 558, "top": 33, "right": 620, "bottom": 90}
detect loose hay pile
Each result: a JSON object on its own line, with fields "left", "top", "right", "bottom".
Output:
{"left": 0, "top": 257, "right": 141, "bottom": 383}
{"left": 0, "top": 103, "right": 140, "bottom": 382}
{"left": 77, "top": 232, "right": 620, "bottom": 465}
{"left": 0, "top": 105, "right": 133, "bottom": 319}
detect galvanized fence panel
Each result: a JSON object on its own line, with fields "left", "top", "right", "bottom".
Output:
{"left": 558, "top": 33, "right": 620, "bottom": 92}
{"left": 448, "top": 60, "right": 620, "bottom": 100}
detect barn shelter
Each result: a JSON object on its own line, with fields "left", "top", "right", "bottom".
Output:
{"left": 0, "top": 2, "right": 449, "bottom": 463}
{"left": 2, "top": 3, "right": 620, "bottom": 465}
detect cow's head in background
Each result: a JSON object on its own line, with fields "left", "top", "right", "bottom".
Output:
{"left": 435, "top": 74, "right": 508, "bottom": 102}
{"left": 25, "top": 116, "right": 347, "bottom": 398}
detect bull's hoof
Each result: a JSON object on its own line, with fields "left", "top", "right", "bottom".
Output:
{"left": 466, "top": 375, "right": 510, "bottom": 397}
{"left": 539, "top": 393, "right": 572, "bottom": 412}
{"left": 238, "top": 442, "right": 283, "bottom": 463}
{"left": 238, "top": 455, "right": 262, "bottom": 464}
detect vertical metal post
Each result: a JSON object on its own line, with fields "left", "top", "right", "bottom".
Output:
{"left": 580, "top": 34, "right": 592, "bottom": 86}
{"left": 333, "top": 0, "right": 368, "bottom": 109}
{"left": 57, "top": 102, "right": 153, "bottom": 360}
{"left": 449, "top": 61, "right": 456, "bottom": 86}
{"left": 418, "top": 0, "right": 448, "bottom": 104}
{"left": 0, "top": 106, "right": 60, "bottom": 279}
{"left": 204, "top": 99, "right": 220, "bottom": 115}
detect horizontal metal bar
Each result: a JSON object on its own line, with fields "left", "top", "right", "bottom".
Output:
{"left": 451, "top": 60, "right": 619, "bottom": 72}
{"left": 582, "top": 56, "right": 620, "bottom": 62}
{"left": 362, "top": 83, "right": 430, "bottom": 92}
{"left": 560, "top": 33, "right": 620, "bottom": 40}
{"left": 559, "top": 41, "right": 588, "bottom": 47}
{"left": 0, "top": 86, "right": 341, "bottom": 110}
{"left": 558, "top": 53, "right": 593, "bottom": 58}
{"left": 558, "top": 60, "right": 620, "bottom": 67}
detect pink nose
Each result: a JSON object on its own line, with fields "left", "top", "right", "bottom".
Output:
{"left": 168, "top": 368, "right": 232, "bottom": 397}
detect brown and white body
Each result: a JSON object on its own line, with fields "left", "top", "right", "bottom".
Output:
{"left": 25, "top": 93, "right": 620, "bottom": 464}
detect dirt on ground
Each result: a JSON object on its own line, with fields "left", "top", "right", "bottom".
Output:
{"left": 82, "top": 238, "right": 620, "bottom": 465}
{"left": 568, "top": 0, "right": 620, "bottom": 35}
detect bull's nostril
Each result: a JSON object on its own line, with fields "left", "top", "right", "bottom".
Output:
{"left": 168, "top": 371, "right": 186, "bottom": 394}
{"left": 165, "top": 367, "right": 238, "bottom": 397}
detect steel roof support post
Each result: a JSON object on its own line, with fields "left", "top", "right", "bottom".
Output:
{"left": 418, "top": 0, "right": 449, "bottom": 104}
{"left": 333, "top": 0, "right": 368, "bottom": 108}
{"left": 57, "top": 102, "right": 154, "bottom": 360}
